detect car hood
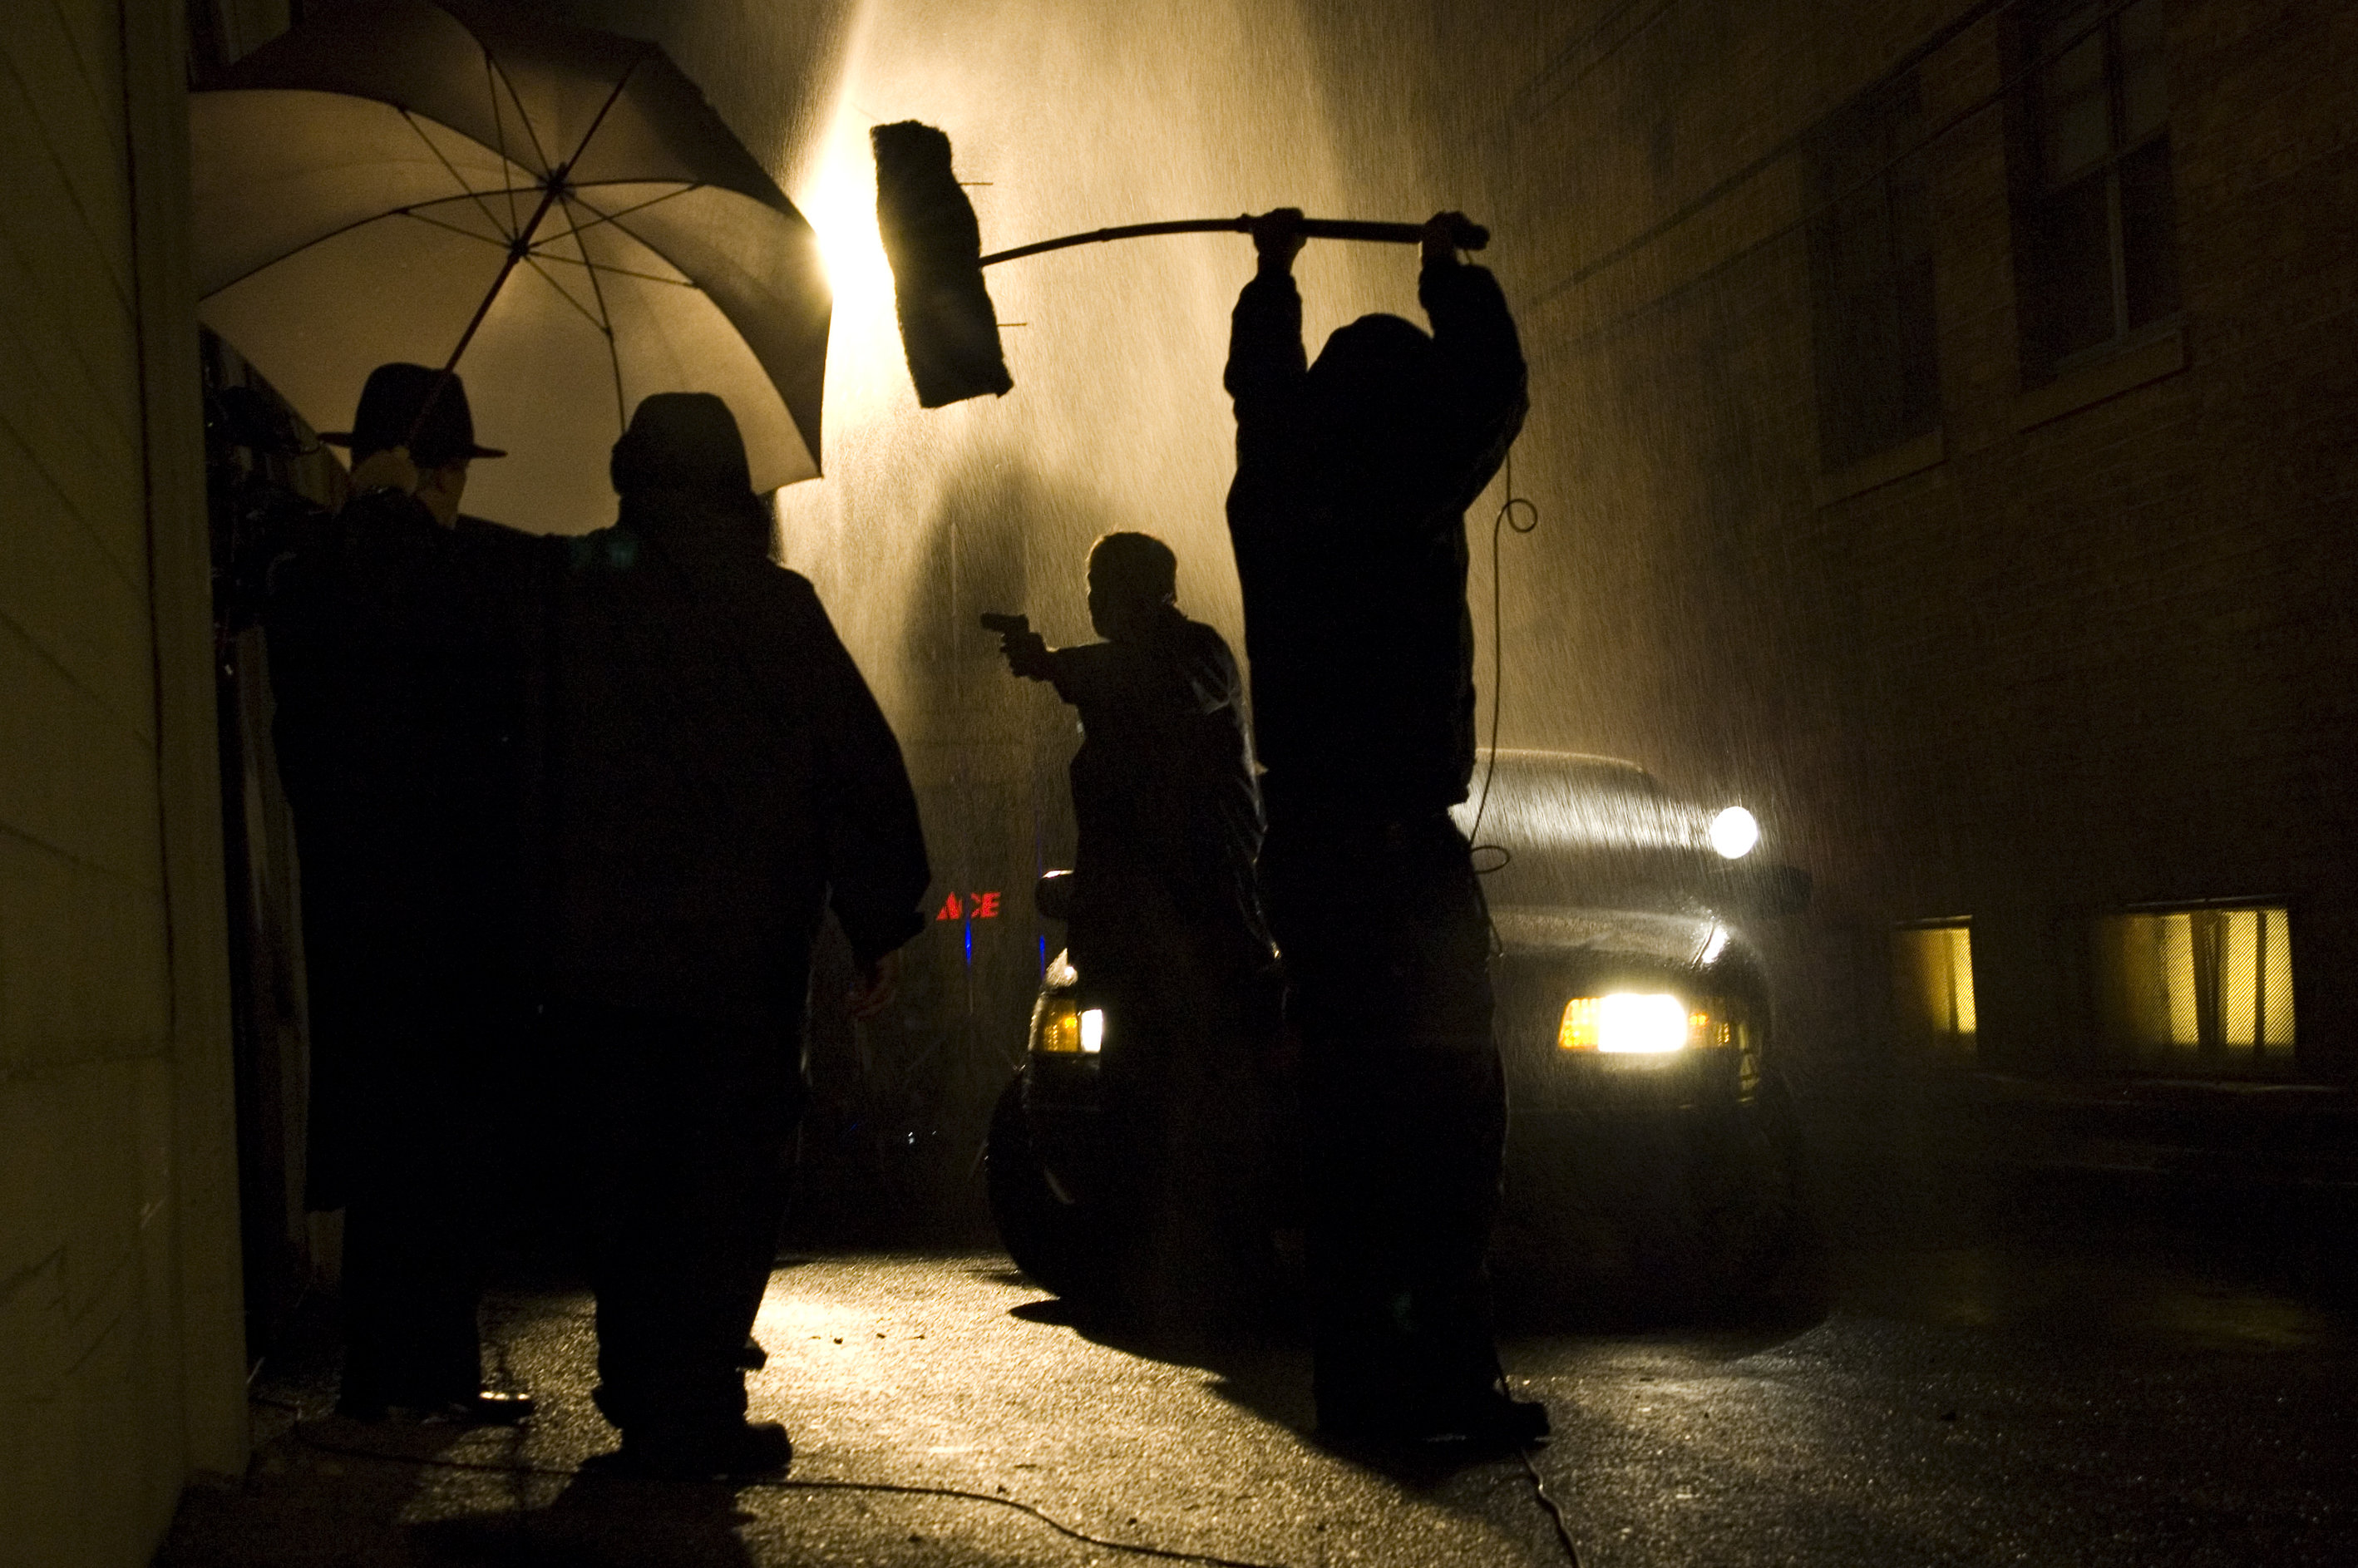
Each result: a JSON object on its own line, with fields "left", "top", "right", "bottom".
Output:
{"left": 1491, "top": 905, "right": 1725, "bottom": 970}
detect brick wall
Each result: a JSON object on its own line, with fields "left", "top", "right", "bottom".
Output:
{"left": 1428, "top": 0, "right": 2357, "bottom": 1077}
{"left": 0, "top": 2, "right": 247, "bottom": 1564}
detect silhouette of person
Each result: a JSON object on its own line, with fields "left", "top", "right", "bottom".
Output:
{"left": 1224, "top": 210, "right": 1547, "bottom": 1445}
{"left": 548, "top": 392, "right": 930, "bottom": 1478}
{"left": 991, "top": 533, "right": 1274, "bottom": 1317}
{"left": 264, "top": 362, "right": 545, "bottom": 1423}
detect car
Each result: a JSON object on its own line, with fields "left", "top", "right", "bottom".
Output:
{"left": 984, "top": 749, "right": 1814, "bottom": 1313}
{"left": 1466, "top": 751, "right": 1815, "bottom": 1314}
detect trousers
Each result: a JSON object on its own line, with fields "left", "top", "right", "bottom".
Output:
{"left": 556, "top": 1002, "right": 801, "bottom": 1441}
{"left": 1260, "top": 810, "right": 1507, "bottom": 1427}
{"left": 330, "top": 968, "right": 500, "bottom": 1411}
{"left": 1075, "top": 880, "right": 1281, "bottom": 1324}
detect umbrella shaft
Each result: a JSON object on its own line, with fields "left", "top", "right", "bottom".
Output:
{"left": 405, "top": 173, "right": 570, "bottom": 448}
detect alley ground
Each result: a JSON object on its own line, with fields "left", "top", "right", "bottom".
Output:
{"left": 155, "top": 1170, "right": 2357, "bottom": 1568}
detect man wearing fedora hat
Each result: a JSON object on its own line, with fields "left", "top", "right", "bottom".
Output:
{"left": 328, "top": 360, "right": 508, "bottom": 526}
{"left": 269, "top": 362, "right": 545, "bottom": 1424}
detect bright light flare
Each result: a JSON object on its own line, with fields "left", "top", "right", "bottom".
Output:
{"left": 1709, "top": 806, "right": 1759, "bottom": 860}
{"left": 1559, "top": 993, "right": 1695, "bottom": 1054}
{"left": 1079, "top": 1008, "right": 1105, "bottom": 1054}
{"left": 1597, "top": 994, "right": 1690, "bottom": 1053}
{"left": 798, "top": 116, "right": 898, "bottom": 321}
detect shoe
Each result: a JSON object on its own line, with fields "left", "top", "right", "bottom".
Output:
{"left": 736, "top": 1336, "right": 769, "bottom": 1370}
{"left": 585, "top": 1420, "right": 792, "bottom": 1482}
{"left": 1430, "top": 1391, "right": 1551, "bottom": 1450}
{"left": 446, "top": 1390, "right": 537, "bottom": 1426}
{"left": 1320, "top": 1392, "right": 1550, "bottom": 1452}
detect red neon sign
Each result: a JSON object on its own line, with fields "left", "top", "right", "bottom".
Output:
{"left": 935, "top": 891, "right": 1003, "bottom": 922}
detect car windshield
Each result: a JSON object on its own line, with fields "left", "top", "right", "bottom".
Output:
{"left": 1452, "top": 752, "right": 1724, "bottom": 913}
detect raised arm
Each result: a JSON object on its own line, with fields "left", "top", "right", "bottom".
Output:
{"left": 1225, "top": 208, "right": 1310, "bottom": 430}
{"left": 1418, "top": 211, "right": 1529, "bottom": 493}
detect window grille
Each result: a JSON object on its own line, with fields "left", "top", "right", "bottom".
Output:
{"left": 2094, "top": 906, "right": 2295, "bottom": 1062}
{"left": 2014, "top": 0, "right": 2181, "bottom": 380}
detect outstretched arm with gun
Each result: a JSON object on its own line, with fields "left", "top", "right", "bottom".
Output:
{"left": 982, "top": 610, "right": 1056, "bottom": 683}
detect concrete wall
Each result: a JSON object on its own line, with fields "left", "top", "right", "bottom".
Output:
{"left": 0, "top": 1, "right": 249, "bottom": 1563}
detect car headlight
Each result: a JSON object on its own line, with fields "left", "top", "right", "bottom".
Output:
{"left": 1032, "top": 998, "right": 1105, "bottom": 1055}
{"left": 1709, "top": 806, "right": 1759, "bottom": 860}
{"left": 1558, "top": 993, "right": 1738, "bottom": 1054}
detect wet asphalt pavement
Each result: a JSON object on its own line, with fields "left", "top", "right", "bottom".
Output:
{"left": 158, "top": 1214, "right": 2357, "bottom": 1568}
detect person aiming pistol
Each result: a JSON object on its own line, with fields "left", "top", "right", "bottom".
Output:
{"left": 986, "top": 533, "right": 1274, "bottom": 1324}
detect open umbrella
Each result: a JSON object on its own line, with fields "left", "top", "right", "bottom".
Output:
{"left": 192, "top": 0, "right": 828, "bottom": 534}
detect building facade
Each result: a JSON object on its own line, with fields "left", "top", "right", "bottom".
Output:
{"left": 1435, "top": 0, "right": 2355, "bottom": 1086}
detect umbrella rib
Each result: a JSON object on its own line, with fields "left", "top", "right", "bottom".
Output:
{"left": 397, "top": 207, "right": 523, "bottom": 250}
{"left": 200, "top": 203, "right": 513, "bottom": 297}
{"left": 560, "top": 195, "right": 630, "bottom": 433}
{"left": 554, "top": 50, "right": 646, "bottom": 184}
{"left": 550, "top": 183, "right": 705, "bottom": 238}
{"left": 398, "top": 185, "right": 557, "bottom": 209}
{"left": 402, "top": 109, "right": 516, "bottom": 242}
{"left": 580, "top": 208, "right": 710, "bottom": 298}
{"left": 530, "top": 252, "right": 698, "bottom": 287}
{"left": 482, "top": 43, "right": 553, "bottom": 175}
{"left": 521, "top": 253, "right": 609, "bottom": 334}
{"left": 483, "top": 50, "right": 520, "bottom": 236}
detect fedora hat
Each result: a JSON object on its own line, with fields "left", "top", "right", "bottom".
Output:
{"left": 321, "top": 362, "right": 506, "bottom": 470}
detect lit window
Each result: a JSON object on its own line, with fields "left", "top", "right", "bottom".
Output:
{"left": 1893, "top": 920, "right": 1976, "bottom": 1054}
{"left": 2094, "top": 906, "right": 2294, "bottom": 1062}
{"left": 2013, "top": 0, "right": 2180, "bottom": 380}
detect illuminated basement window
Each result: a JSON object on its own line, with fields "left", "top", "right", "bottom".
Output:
{"left": 1893, "top": 920, "right": 1976, "bottom": 1055}
{"left": 2094, "top": 906, "right": 2294, "bottom": 1063}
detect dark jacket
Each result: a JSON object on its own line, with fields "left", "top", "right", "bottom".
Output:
{"left": 267, "top": 492, "right": 545, "bottom": 941}
{"left": 264, "top": 488, "right": 552, "bottom": 1206}
{"left": 1044, "top": 608, "right": 1267, "bottom": 966}
{"left": 548, "top": 489, "right": 929, "bottom": 1030}
{"left": 1223, "top": 257, "right": 1527, "bottom": 824}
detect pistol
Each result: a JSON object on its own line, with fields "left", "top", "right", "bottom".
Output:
{"left": 979, "top": 611, "right": 1030, "bottom": 634}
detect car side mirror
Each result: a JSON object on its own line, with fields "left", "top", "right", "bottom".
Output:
{"left": 1034, "top": 870, "right": 1075, "bottom": 923}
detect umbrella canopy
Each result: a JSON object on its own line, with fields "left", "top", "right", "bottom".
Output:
{"left": 192, "top": 0, "right": 829, "bottom": 534}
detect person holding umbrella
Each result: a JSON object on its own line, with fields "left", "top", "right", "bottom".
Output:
{"left": 266, "top": 362, "right": 547, "bottom": 1423}
{"left": 190, "top": 1, "right": 834, "bottom": 539}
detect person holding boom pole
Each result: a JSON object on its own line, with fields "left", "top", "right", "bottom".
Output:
{"left": 1224, "top": 207, "right": 1547, "bottom": 1449}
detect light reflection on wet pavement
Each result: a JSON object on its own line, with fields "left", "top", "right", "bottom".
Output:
{"left": 158, "top": 1229, "right": 2356, "bottom": 1568}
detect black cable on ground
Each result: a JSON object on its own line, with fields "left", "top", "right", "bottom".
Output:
{"left": 261, "top": 1407, "right": 1289, "bottom": 1568}
{"left": 1485, "top": 1349, "right": 1581, "bottom": 1568}
{"left": 1516, "top": 1442, "right": 1582, "bottom": 1567}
